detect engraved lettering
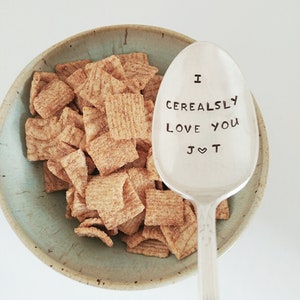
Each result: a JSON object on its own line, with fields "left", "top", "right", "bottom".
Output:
{"left": 223, "top": 100, "right": 230, "bottom": 109}
{"left": 231, "top": 95, "right": 238, "bottom": 105}
{"left": 194, "top": 74, "right": 201, "bottom": 83}
{"left": 211, "top": 122, "right": 219, "bottom": 131}
{"left": 215, "top": 101, "right": 221, "bottom": 110}
{"left": 166, "top": 123, "right": 173, "bottom": 132}
{"left": 187, "top": 146, "right": 194, "bottom": 154}
{"left": 231, "top": 117, "right": 239, "bottom": 127}
{"left": 212, "top": 144, "right": 221, "bottom": 153}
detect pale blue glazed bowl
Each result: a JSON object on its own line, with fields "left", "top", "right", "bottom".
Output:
{"left": 0, "top": 25, "right": 269, "bottom": 289}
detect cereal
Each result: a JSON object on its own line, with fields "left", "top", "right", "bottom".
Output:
{"left": 59, "top": 107, "right": 84, "bottom": 130}
{"left": 65, "top": 68, "right": 87, "bottom": 90}
{"left": 125, "top": 168, "right": 155, "bottom": 204}
{"left": 79, "top": 217, "right": 104, "bottom": 228}
{"left": 60, "top": 149, "right": 88, "bottom": 197}
{"left": 76, "top": 68, "right": 126, "bottom": 110}
{"left": 120, "top": 229, "right": 146, "bottom": 248}
{"left": 25, "top": 116, "right": 62, "bottom": 161}
{"left": 47, "top": 158, "right": 71, "bottom": 183}
{"left": 146, "top": 147, "right": 161, "bottom": 181}
{"left": 123, "top": 60, "right": 158, "bottom": 93}
{"left": 126, "top": 239, "right": 170, "bottom": 258}
{"left": 142, "top": 74, "right": 163, "bottom": 102}
{"left": 142, "top": 226, "right": 167, "bottom": 244}
{"left": 82, "top": 106, "right": 108, "bottom": 143}
{"left": 86, "top": 132, "right": 139, "bottom": 176}
{"left": 117, "top": 52, "right": 149, "bottom": 65}
{"left": 111, "top": 178, "right": 145, "bottom": 229}
{"left": 69, "top": 188, "right": 98, "bottom": 222}
{"left": 50, "top": 140, "right": 76, "bottom": 160}
{"left": 85, "top": 173, "right": 127, "bottom": 219}
{"left": 216, "top": 199, "right": 230, "bottom": 219}
{"left": 24, "top": 52, "right": 231, "bottom": 259}
{"left": 29, "top": 72, "right": 58, "bottom": 115}
{"left": 143, "top": 99, "right": 155, "bottom": 142}
{"left": 85, "top": 55, "right": 126, "bottom": 80}
{"left": 145, "top": 189, "right": 184, "bottom": 226}
{"left": 33, "top": 79, "right": 75, "bottom": 118}
{"left": 42, "top": 161, "right": 69, "bottom": 193}
{"left": 105, "top": 93, "right": 148, "bottom": 140}
{"left": 55, "top": 59, "right": 91, "bottom": 81}
{"left": 74, "top": 227, "right": 113, "bottom": 247}
{"left": 161, "top": 201, "right": 198, "bottom": 259}
{"left": 118, "top": 211, "right": 145, "bottom": 235}
{"left": 58, "top": 125, "right": 86, "bottom": 149}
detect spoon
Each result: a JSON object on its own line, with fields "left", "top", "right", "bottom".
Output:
{"left": 152, "top": 41, "right": 259, "bottom": 299}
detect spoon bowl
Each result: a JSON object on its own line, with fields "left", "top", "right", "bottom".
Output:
{"left": 152, "top": 41, "right": 259, "bottom": 299}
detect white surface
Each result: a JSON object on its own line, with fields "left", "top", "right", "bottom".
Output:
{"left": 0, "top": 1, "right": 299, "bottom": 299}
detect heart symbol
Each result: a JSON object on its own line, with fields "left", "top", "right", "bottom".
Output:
{"left": 198, "top": 147, "right": 207, "bottom": 154}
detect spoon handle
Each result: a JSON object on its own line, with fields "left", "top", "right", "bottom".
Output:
{"left": 197, "top": 202, "right": 219, "bottom": 300}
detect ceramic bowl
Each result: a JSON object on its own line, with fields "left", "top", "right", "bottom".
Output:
{"left": 0, "top": 24, "right": 269, "bottom": 290}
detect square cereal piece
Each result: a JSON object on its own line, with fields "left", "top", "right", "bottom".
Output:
{"left": 68, "top": 188, "right": 98, "bottom": 222}
{"left": 74, "top": 95, "right": 94, "bottom": 113}
{"left": 118, "top": 210, "right": 145, "bottom": 235}
{"left": 33, "top": 79, "right": 75, "bottom": 118}
{"left": 30, "top": 71, "right": 58, "bottom": 115}
{"left": 42, "top": 161, "right": 69, "bottom": 193}
{"left": 58, "top": 125, "right": 85, "bottom": 149}
{"left": 120, "top": 229, "right": 146, "bottom": 248}
{"left": 142, "top": 74, "right": 163, "bottom": 102}
{"left": 85, "top": 173, "right": 127, "bottom": 227}
{"left": 59, "top": 106, "right": 84, "bottom": 130}
{"left": 65, "top": 68, "right": 87, "bottom": 90}
{"left": 77, "top": 68, "right": 126, "bottom": 110}
{"left": 142, "top": 226, "right": 167, "bottom": 244}
{"left": 79, "top": 217, "right": 104, "bottom": 228}
{"left": 46, "top": 142, "right": 75, "bottom": 183}
{"left": 25, "top": 116, "right": 62, "bottom": 141}
{"left": 74, "top": 226, "right": 113, "bottom": 247}
{"left": 82, "top": 106, "right": 108, "bottom": 143}
{"left": 123, "top": 60, "right": 158, "bottom": 93}
{"left": 126, "top": 168, "right": 155, "bottom": 204}
{"left": 60, "top": 149, "right": 88, "bottom": 197}
{"left": 55, "top": 59, "right": 91, "bottom": 81}
{"left": 105, "top": 93, "right": 148, "bottom": 140}
{"left": 86, "top": 132, "right": 139, "bottom": 176}
{"left": 85, "top": 55, "right": 126, "bottom": 81}
{"left": 145, "top": 189, "right": 184, "bottom": 226}
{"left": 49, "top": 141, "right": 75, "bottom": 160}
{"left": 117, "top": 52, "right": 149, "bottom": 65}
{"left": 25, "top": 116, "right": 62, "bottom": 161}
{"left": 47, "top": 158, "right": 71, "bottom": 183}
{"left": 86, "top": 173, "right": 127, "bottom": 212}
{"left": 179, "top": 227, "right": 198, "bottom": 259}
{"left": 161, "top": 201, "right": 198, "bottom": 260}
{"left": 216, "top": 199, "right": 230, "bottom": 219}
{"left": 126, "top": 239, "right": 169, "bottom": 258}
{"left": 110, "top": 178, "right": 145, "bottom": 229}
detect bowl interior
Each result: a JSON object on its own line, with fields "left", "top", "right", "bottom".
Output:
{"left": 0, "top": 25, "right": 269, "bottom": 290}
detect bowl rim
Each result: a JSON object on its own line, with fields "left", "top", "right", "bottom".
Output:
{"left": 0, "top": 24, "right": 269, "bottom": 290}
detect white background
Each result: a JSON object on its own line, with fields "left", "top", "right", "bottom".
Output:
{"left": 0, "top": 1, "right": 299, "bottom": 299}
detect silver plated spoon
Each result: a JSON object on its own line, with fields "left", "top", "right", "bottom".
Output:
{"left": 152, "top": 41, "right": 259, "bottom": 299}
